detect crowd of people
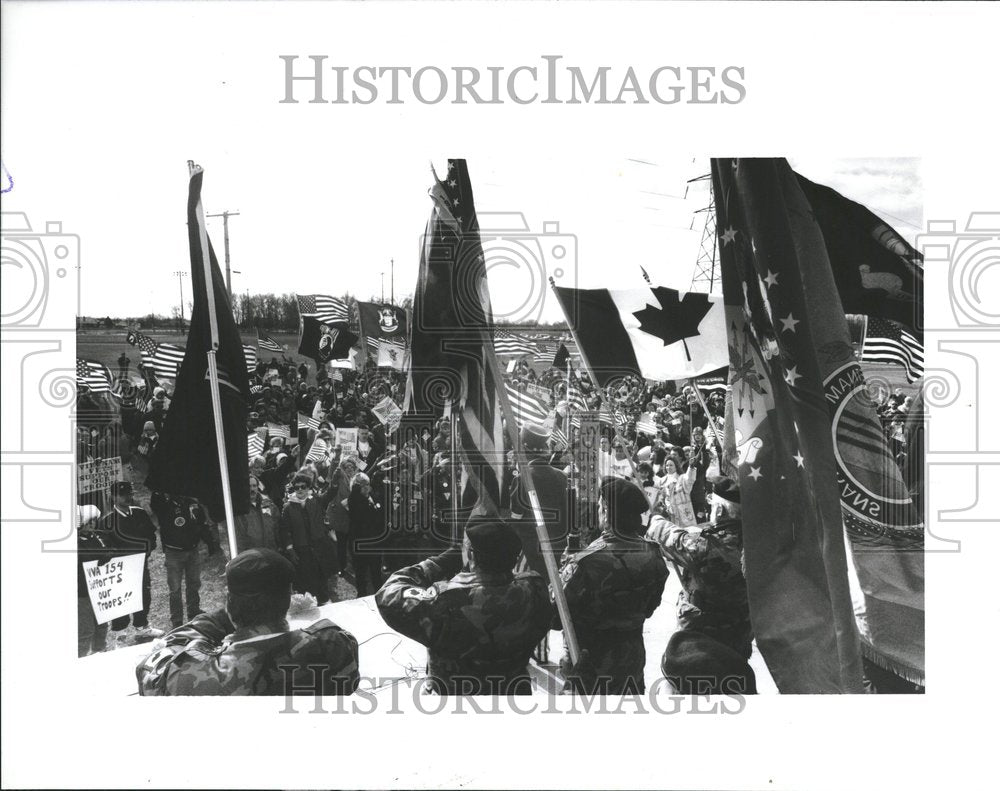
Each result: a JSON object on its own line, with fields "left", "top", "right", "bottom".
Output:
{"left": 78, "top": 343, "right": 916, "bottom": 696}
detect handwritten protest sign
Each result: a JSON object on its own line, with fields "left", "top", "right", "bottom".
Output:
{"left": 78, "top": 457, "right": 122, "bottom": 495}
{"left": 335, "top": 427, "right": 358, "bottom": 454}
{"left": 83, "top": 552, "right": 146, "bottom": 624}
{"left": 576, "top": 412, "right": 603, "bottom": 503}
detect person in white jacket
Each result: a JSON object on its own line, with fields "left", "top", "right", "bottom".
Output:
{"left": 653, "top": 457, "right": 698, "bottom": 527}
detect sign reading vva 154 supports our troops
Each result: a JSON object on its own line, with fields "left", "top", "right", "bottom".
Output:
{"left": 575, "top": 412, "right": 603, "bottom": 503}
{"left": 83, "top": 553, "right": 146, "bottom": 624}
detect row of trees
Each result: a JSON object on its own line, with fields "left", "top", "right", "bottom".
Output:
{"left": 80, "top": 293, "right": 571, "bottom": 332}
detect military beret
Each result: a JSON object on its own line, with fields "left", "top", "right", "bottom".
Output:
{"left": 465, "top": 518, "right": 522, "bottom": 560}
{"left": 520, "top": 423, "right": 550, "bottom": 453}
{"left": 661, "top": 629, "right": 757, "bottom": 694}
{"left": 599, "top": 476, "right": 648, "bottom": 519}
{"left": 226, "top": 548, "right": 295, "bottom": 595}
{"left": 712, "top": 477, "right": 741, "bottom": 504}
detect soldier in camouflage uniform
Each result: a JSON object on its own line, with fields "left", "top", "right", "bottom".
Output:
{"left": 557, "top": 476, "right": 669, "bottom": 694}
{"left": 136, "top": 548, "right": 359, "bottom": 696}
{"left": 646, "top": 477, "right": 753, "bottom": 663}
{"left": 648, "top": 476, "right": 756, "bottom": 694}
{"left": 375, "top": 519, "right": 553, "bottom": 695}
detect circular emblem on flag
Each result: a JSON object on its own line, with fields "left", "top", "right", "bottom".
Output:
{"left": 378, "top": 306, "right": 399, "bottom": 334}
{"left": 824, "top": 362, "right": 921, "bottom": 540}
{"left": 174, "top": 517, "right": 186, "bottom": 527}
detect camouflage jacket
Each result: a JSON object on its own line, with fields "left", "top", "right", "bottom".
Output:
{"left": 647, "top": 515, "right": 752, "bottom": 657}
{"left": 136, "top": 610, "right": 360, "bottom": 696}
{"left": 557, "top": 531, "right": 669, "bottom": 693}
{"left": 375, "top": 551, "right": 553, "bottom": 694}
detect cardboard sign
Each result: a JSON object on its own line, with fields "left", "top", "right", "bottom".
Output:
{"left": 83, "top": 552, "right": 146, "bottom": 624}
{"left": 78, "top": 457, "right": 122, "bottom": 495}
{"left": 372, "top": 396, "right": 403, "bottom": 433}
{"left": 335, "top": 428, "right": 358, "bottom": 454}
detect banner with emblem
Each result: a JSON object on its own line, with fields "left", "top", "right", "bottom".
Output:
{"left": 358, "top": 301, "right": 407, "bottom": 351}
{"left": 714, "top": 157, "right": 865, "bottom": 693}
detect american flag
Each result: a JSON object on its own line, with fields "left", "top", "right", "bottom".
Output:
{"left": 126, "top": 330, "right": 185, "bottom": 379}
{"left": 257, "top": 331, "right": 283, "bottom": 352}
{"left": 247, "top": 432, "right": 265, "bottom": 462}
{"left": 493, "top": 330, "right": 537, "bottom": 356}
{"left": 250, "top": 384, "right": 264, "bottom": 395}
{"left": 408, "top": 159, "right": 504, "bottom": 515}
{"left": 635, "top": 412, "right": 658, "bottom": 436}
{"left": 242, "top": 344, "right": 257, "bottom": 374}
{"left": 551, "top": 426, "right": 569, "bottom": 450}
{"left": 861, "top": 316, "right": 924, "bottom": 383}
{"left": 266, "top": 422, "right": 291, "bottom": 439}
{"left": 330, "top": 369, "right": 344, "bottom": 382}
{"left": 565, "top": 385, "right": 588, "bottom": 412}
{"left": 612, "top": 408, "right": 628, "bottom": 427}
{"left": 504, "top": 382, "right": 550, "bottom": 427}
{"left": 76, "top": 358, "right": 113, "bottom": 394}
{"left": 296, "top": 294, "right": 349, "bottom": 323}
{"left": 305, "top": 437, "right": 328, "bottom": 463}
{"left": 298, "top": 412, "right": 321, "bottom": 431}
{"left": 534, "top": 343, "right": 557, "bottom": 365}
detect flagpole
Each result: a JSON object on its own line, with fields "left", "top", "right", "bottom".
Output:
{"left": 549, "top": 278, "right": 655, "bottom": 515}
{"left": 189, "top": 160, "right": 239, "bottom": 559}
{"left": 688, "top": 376, "right": 722, "bottom": 456}
{"left": 485, "top": 343, "right": 581, "bottom": 666}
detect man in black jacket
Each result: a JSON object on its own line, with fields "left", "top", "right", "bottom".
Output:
{"left": 98, "top": 481, "right": 162, "bottom": 639}
{"left": 150, "top": 491, "right": 205, "bottom": 628}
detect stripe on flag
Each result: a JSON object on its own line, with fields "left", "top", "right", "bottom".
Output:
{"left": 76, "top": 358, "right": 113, "bottom": 394}
{"left": 257, "top": 332, "right": 283, "bottom": 352}
{"left": 248, "top": 432, "right": 264, "bottom": 462}
{"left": 504, "top": 382, "right": 550, "bottom": 427}
{"left": 493, "top": 330, "right": 537, "bottom": 356}
{"left": 861, "top": 315, "right": 924, "bottom": 383}
{"left": 305, "top": 437, "right": 328, "bottom": 463}
{"left": 297, "top": 412, "right": 321, "bottom": 431}
{"left": 126, "top": 330, "right": 185, "bottom": 380}
{"left": 296, "top": 294, "right": 349, "bottom": 323}
{"left": 242, "top": 344, "right": 257, "bottom": 374}
{"left": 266, "top": 422, "right": 291, "bottom": 439}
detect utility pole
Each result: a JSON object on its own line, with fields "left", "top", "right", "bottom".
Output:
{"left": 206, "top": 210, "right": 240, "bottom": 299}
{"left": 390, "top": 258, "right": 394, "bottom": 305}
{"left": 380, "top": 271, "right": 385, "bottom": 303}
{"left": 172, "top": 270, "right": 188, "bottom": 322}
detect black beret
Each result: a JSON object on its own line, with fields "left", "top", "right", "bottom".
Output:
{"left": 599, "top": 476, "right": 648, "bottom": 519}
{"left": 661, "top": 629, "right": 757, "bottom": 694}
{"left": 465, "top": 519, "right": 522, "bottom": 560}
{"left": 226, "top": 548, "right": 295, "bottom": 595}
{"left": 520, "top": 423, "right": 550, "bottom": 453}
{"left": 712, "top": 477, "right": 741, "bottom": 504}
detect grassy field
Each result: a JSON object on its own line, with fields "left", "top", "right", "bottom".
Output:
{"left": 77, "top": 329, "right": 314, "bottom": 377}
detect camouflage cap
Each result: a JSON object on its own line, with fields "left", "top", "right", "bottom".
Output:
{"left": 226, "top": 548, "right": 295, "bottom": 595}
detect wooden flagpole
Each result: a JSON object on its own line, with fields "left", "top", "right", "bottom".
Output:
{"left": 483, "top": 346, "right": 581, "bottom": 665}
{"left": 189, "top": 161, "right": 239, "bottom": 558}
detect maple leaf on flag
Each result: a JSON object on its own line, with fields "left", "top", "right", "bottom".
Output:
{"left": 633, "top": 287, "right": 713, "bottom": 360}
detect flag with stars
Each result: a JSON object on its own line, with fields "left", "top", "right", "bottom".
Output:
{"left": 714, "top": 157, "right": 865, "bottom": 693}
{"left": 406, "top": 158, "right": 504, "bottom": 517}
{"left": 551, "top": 284, "right": 728, "bottom": 387}
{"left": 76, "top": 358, "right": 113, "bottom": 394}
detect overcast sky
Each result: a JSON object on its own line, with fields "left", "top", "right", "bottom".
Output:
{"left": 1, "top": 5, "right": 922, "bottom": 324}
